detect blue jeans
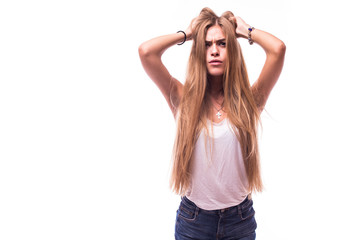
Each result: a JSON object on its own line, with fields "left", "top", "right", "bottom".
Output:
{"left": 175, "top": 196, "right": 257, "bottom": 240}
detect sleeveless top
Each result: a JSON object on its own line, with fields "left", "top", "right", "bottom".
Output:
{"left": 185, "top": 118, "right": 250, "bottom": 210}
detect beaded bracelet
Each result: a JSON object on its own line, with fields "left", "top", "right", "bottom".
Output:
{"left": 248, "top": 27, "right": 255, "bottom": 45}
{"left": 177, "top": 30, "right": 186, "bottom": 45}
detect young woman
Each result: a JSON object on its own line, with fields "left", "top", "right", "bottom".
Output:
{"left": 139, "top": 7, "right": 285, "bottom": 240}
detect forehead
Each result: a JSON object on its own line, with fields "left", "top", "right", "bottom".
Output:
{"left": 205, "top": 25, "right": 225, "bottom": 41}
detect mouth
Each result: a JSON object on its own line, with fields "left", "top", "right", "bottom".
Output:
{"left": 209, "top": 60, "right": 223, "bottom": 65}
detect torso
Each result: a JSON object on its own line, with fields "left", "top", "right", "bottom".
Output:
{"left": 185, "top": 117, "right": 250, "bottom": 210}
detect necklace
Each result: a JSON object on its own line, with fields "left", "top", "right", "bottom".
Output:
{"left": 215, "top": 106, "right": 223, "bottom": 119}
{"left": 212, "top": 101, "right": 224, "bottom": 119}
{"left": 209, "top": 90, "right": 224, "bottom": 119}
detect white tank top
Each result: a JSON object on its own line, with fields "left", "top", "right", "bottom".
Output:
{"left": 185, "top": 118, "right": 250, "bottom": 210}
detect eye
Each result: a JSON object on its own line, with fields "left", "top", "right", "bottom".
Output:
{"left": 219, "top": 41, "right": 226, "bottom": 47}
{"left": 205, "top": 42, "right": 211, "bottom": 48}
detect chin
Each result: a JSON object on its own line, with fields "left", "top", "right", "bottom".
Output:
{"left": 207, "top": 66, "right": 225, "bottom": 77}
{"left": 208, "top": 70, "right": 225, "bottom": 77}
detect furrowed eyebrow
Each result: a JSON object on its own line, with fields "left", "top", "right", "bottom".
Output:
{"left": 205, "top": 38, "right": 226, "bottom": 44}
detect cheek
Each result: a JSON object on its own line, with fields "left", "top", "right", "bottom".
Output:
{"left": 205, "top": 49, "right": 211, "bottom": 61}
{"left": 222, "top": 49, "right": 227, "bottom": 60}
{"left": 222, "top": 52, "right": 228, "bottom": 65}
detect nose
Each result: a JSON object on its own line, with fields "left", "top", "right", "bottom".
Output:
{"left": 211, "top": 43, "right": 219, "bottom": 56}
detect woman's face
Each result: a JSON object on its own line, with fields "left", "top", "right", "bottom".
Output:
{"left": 205, "top": 25, "right": 227, "bottom": 77}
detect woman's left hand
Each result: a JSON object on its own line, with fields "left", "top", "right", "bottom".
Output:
{"left": 233, "top": 16, "right": 250, "bottom": 39}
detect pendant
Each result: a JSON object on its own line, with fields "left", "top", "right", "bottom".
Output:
{"left": 216, "top": 111, "right": 222, "bottom": 119}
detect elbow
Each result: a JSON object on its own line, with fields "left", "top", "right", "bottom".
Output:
{"left": 267, "top": 41, "right": 286, "bottom": 59}
{"left": 138, "top": 43, "right": 149, "bottom": 59}
{"left": 138, "top": 42, "right": 159, "bottom": 61}
{"left": 275, "top": 41, "right": 286, "bottom": 56}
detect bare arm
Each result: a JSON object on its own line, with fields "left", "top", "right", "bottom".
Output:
{"left": 138, "top": 20, "right": 195, "bottom": 117}
{"left": 235, "top": 17, "right": 286, "bottom": 112}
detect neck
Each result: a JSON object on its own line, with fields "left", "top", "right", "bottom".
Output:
{"left": 208, "top": 76, "right": 223, "bottom": 98}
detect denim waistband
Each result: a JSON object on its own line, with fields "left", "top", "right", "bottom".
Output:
{"left": 181, "top": 195, "right": 251, "bottom": 215}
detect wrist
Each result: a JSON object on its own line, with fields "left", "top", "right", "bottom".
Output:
{"left": 247, "top": 26, "right": 255, "bottom": 45}
{"left": 176, "top": 31, "right": 187, "bottom": 45}
{"left": 185, "top": 29, "right": 192, "bottom": 41}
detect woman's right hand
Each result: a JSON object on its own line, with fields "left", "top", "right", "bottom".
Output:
{"left": 185, "top": 17, "right": 198, "bottom": 41}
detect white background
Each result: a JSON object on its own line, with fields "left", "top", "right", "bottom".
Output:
{"left": 1, "top": 0, "right": 359, "bottom": 239}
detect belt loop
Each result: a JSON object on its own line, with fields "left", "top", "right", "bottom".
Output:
{"left": 195, "top": 206, "right": 200, "bottom": 217}
{"left": 237, "top": 204, "right": 242, "bottom": 216}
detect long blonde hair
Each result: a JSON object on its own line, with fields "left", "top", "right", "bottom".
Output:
{"left": 170, "top": 7, "right": 263, "bottom": 195}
